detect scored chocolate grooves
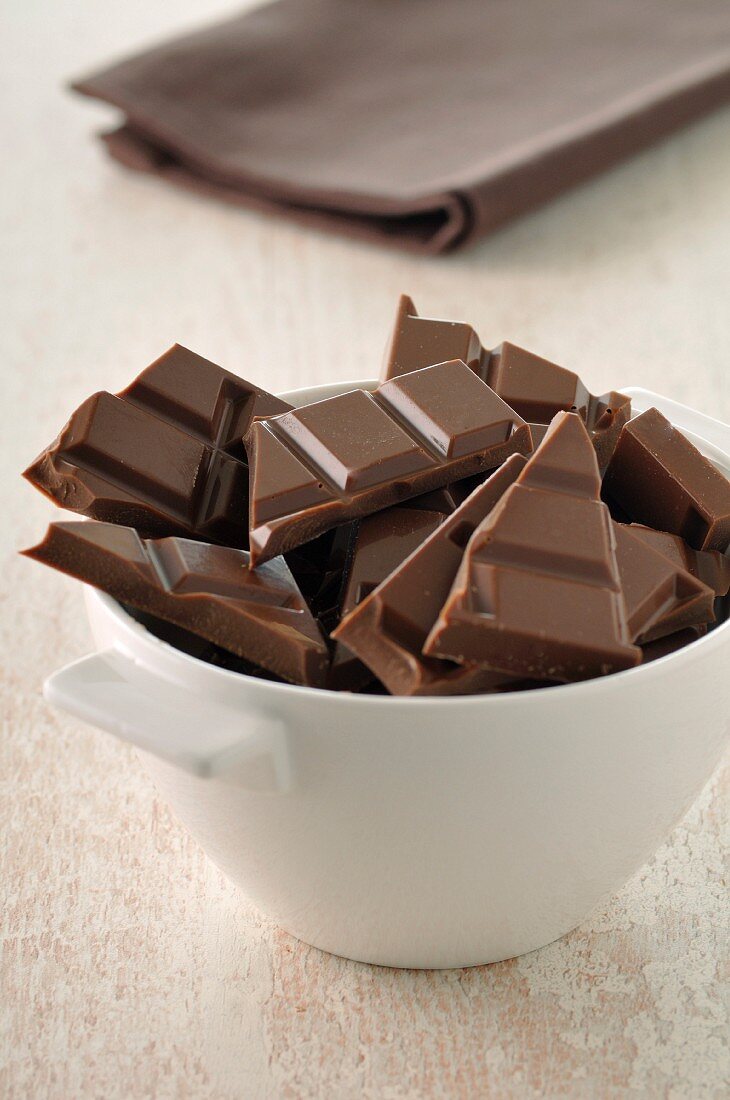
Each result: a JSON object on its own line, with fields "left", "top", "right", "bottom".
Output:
{"left": 247, "top": 361, "right": 534, "bottom": 563}
{"left": 264, "top": 386, "right": 450, "bottom": 497}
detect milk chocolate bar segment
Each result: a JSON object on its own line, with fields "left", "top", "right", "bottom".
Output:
{"left": 121, "top": 343, "right": 291, "bottom": 459}
{"left": 485, "top": 342, "right": 631, "bottom": 467}
{"left": 603, "top": 407, "right": 730, "bottom": 552}
{"left": 333, "top": 456, "right": 527, "bottom": 695}
{"left": 24, "top": 346, "right": 291, "bottom": 545}
{"left": 626, "top": 524, "right": 730, "bottom": 597}
{"left": 22, "top": 522, "right": 329, "bottom": 687}
{"left": 380, "top": 295, "right": 487, "bottom": 382}
{"left": 425, "top": 413, "right": 641, "bottom": 681}
{"left": 381, "top": 296, "right": 630, "bottom": 464}
{"left": 612, "top": 522, "right": 715, "bottom": 643}
{"left": 246, "top": 360, "right": 532, "bottom": 564}
{"left": 24, "top": 392, "right": 250, "bottom": 544}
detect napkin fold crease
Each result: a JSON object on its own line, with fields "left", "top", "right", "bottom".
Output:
{"left": 73, "top": 0, "right": 730, "bottom": 253}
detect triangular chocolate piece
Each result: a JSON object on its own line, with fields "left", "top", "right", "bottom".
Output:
{"left": 380, "top": 294, "right": 486, "bottom": 382}
{"left": 517, "top": 408, "right": 601, "bottom": 499}
{"left": 22, "top": 522, "right": 329, "bottom": 687}
{"left": 424, "top": 413, "right": 640, "bottom": 681}
{"left": 247, "top": 421, "right": 332, "bottom": 529}
{"left": 612, "top": 523, "right": 715, "bottom": 643}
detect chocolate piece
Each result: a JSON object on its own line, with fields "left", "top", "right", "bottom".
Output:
{"left": 330, "top": 506, "right": 446, "bottom": 690}
{"left": 122, "top": 604, "right": 287, "bottom": 681}
{"left": 23, "top": 346, "right": 291, "bottom": 544}
{"left": 626, "top": 524, "right": 730, "bottom": 597}
{"left": 612, "top": 523, "right": 715, "bottom": 643}
{"left": 381, "top": 295, "right": 487, "bottom": 382}
{"left": 641, "top": 626, "right": 707, "bottom": 664}
{"left": 604, "top": 408, "right": 730, "bottom": 553}
{"left": 425, "top": 413, "right": 641, "bottom": 681}
{"left": 333, "top": 456, "right": 527, "bottom": 695}
{"left": 245, "top": 360, "right": 533, "bottom": 563}
{"left": 22, "top": 522, "right": 329, "bottom": 686}
{"left": 121, "top": 343, "right": 291, "bottom": 460}
{"left": 485, "top": 342, "right": 631, "bottom": 467}
{"left": 380, "top": 300, "right": 629, "bottom": 464}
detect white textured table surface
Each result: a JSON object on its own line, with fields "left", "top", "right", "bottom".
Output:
{"left": 2, "top": 3, "right": 729, "bottom": 1097}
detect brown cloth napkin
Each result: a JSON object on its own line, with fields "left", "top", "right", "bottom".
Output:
{"left": 73, "top": 0, "right": 730, "bottom": 253}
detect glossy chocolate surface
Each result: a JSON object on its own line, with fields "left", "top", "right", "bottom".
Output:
{"left": 330, "top": 505, "right": 446, "bottom": 690}
{"left": 425, "top": 413, "right": 641, "bottom": 681}
{"left": 612, "top": 522, "right": 715, "bottom": 643}
{"left": 23, "top": 522, "right": 328, "bottom": 686}
{"left": 380, "top": 295, "right": 487, "bottom": 382}
{"left": 21, "top": 308, "right": 729, "bottom": 695}
{"left": 604, "top": 407, "right": 730, "bottom": 552}
{"left": 485, "top": 342, "right": 631, "bottom": 467}
{"left": 380, "top": 299, "right": 629, "bottom": 465}
{"left": 626, "top": 524, "right": 730, "bottom": 596}
{"left": 23, "top": 345, "right": 291, "bottom": 545}
{"left": 122, "top": 343, "right": 290, "bottom": 460}
{"left": 245, "top": 360, "right": 532, "bottom": 563}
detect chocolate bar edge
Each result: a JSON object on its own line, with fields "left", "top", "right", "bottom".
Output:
{"left": 22, "top": 523, "right": 330, "bottom": 688}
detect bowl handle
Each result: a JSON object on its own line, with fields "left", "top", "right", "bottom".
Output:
{"left": 622, "top": 388, "right": 730, "bottom": 453}
{"left": 44, "top": 650, "right": 291, "bottom": 789}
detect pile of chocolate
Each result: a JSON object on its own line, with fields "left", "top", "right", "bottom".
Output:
{"left": 22, "top": 296, "right": 730, "bottom": 695}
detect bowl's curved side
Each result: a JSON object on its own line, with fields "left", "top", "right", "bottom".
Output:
{"left": 86, "top": 585, "right": 730, "bottom": 968}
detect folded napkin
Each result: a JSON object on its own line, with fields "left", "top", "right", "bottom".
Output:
{"left": 73, "top": 0, "right": 730, "bottom": 253}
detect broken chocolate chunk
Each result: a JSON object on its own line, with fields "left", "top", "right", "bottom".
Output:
{"left": 333, "top": 456, "right": 527, "bottom": 695}
{"left": 24, "top": 345, "right": 291, "bottom": 545}
{"left": 424, "top": 413, "right": 641, "bottom": 681}
{"left": 603, "top": 407, "right": 730, "bottom": 552}
{"left": 121, "top": 343, "right": 290, "bottom": 460}
{"left": 612, "top": 522, "right": 715, "bottom": 643}
{"left": 485, "top": 342, "right": 631, "bottom": 467}
{"left": 380, "top": 294, "right": 487, "bottom": 382}
{"left": 23, "top": 522, "right": 329, "bottom": 686}
{"left": 329, "top": 505, "right": 447, "bottom": 690}
{"left": 245, "top": 360, "right": 532, "bottom": 563}
{"left": 380, "top": 298, "right": 630, "bottom": 465}
{"left": 626, "top": 524, "right": 730, "bottom": 597}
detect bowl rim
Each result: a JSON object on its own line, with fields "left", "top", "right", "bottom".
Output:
{"left": 87, "top": 586, "right": 729, "bottom": 708}
{"left": 85, "top": 376, "right": 730, "bottom": 708}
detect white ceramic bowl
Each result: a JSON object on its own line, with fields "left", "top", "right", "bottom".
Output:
{"left": 44, "top": 385, "right": 730, "bottom": 969}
